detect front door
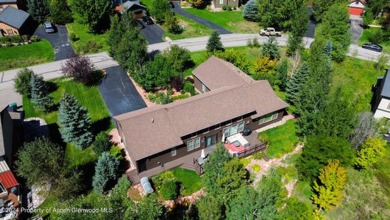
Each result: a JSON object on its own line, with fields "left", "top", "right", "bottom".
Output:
{"left": 205, "top": 134, "right": 218, "bottom": 148}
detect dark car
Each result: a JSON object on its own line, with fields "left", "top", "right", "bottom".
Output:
{"left": 362, "top": 43, "right": 383, "bottom": 52}
{"left": 44, "top": 21, "right": 55, "bottom": 33}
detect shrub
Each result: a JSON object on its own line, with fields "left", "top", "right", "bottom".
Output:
{"left": 160, "top": 179, "right": 178, "bottom": 200}
{"left": 172, "top": 93, "right": 190, "bottom": 101}
{"left": 165, "top": 13, "right": 182, "bottom": 34}
{"left": 93, "top": 132, "right": 112, "bottom": 155}
{"left": 227, "top": 6, "right": 232, "bottom": 11}
{"left": 374, "top": 53, "right": 390, "bottom": 71}
{"left": 80, "top": 41, "right": 102, "bottom": 54}
{"left": 14, "top": 68, "right": 35, "bottom": 97}
{"left": 152, "top": 171, "right": 175, "bottom": 191}
{"left": 183, "top": 81, "right": 195, "bottom": 95}
{"left": 10, "top": 36, "right": 22, "bottom": 43}
{"left": 368, "top": 29, "right": 384, "bottom": 44}
{"left": 30, "top": 35, "right": 40, "bottom": 42}
{"left": 258, "top": 134, "right": 270, "bottom": 146}
{"left": 69, "top": 33, "right": 78, "bottom": 42}
{"left": 147, "top": 91, "right": 173, "bottom": 104}
{"left": 22, "top": 35, "right": 29, "bottom": 42}
{"left": 252, "top": 38, "right": 260, "bottom": 47}
{"left": 252, "top": 164, "right": 261, "bottom": 172}
{"left": 61, "top": 55, "right": 97, "bottom": 85}
{"left": 233, "top": 6, "right": 236, "bottom": 10}
{"left": 253, "top": 151, "right": 266, "bottom": 160}
{"left": 222, "top": 5, "right": 227, "bottom": 10}
{"left": 109, "top": 145, "right": 123, "bottom": 160}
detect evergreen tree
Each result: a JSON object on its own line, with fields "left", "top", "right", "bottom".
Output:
{"left": 165, "top": 13, "right": 182, "bottom": 34}
{"left": 323, "top": 39, "right": 333, "bottom": 59}
{"left": 286, "top": 62, "right": 309, "bottom": 106}
{"left": 275, "top": 59, "right": 288, "bottom": 91}
{"left": 92, "top": 152, "right": 119, "bottom": 194}
{"left": 242, "top": 0, "right": 259, "bottom": 22}
{"left": 312, "top": 160, "right": 347, "bottom": 210}
{"left": 30, "top": 74, "right": 53, "bottom": 112}
{"left": 313, "top": 0, "right": 347, "bottom": 22}
{"left": 14, "top": 68, "right": 35, "bottom": 97}
{"left": 226, "top": 186, "right": 261, "bottom": 219}
{"left": 58, "top": 93, "right": 93, "bottom": 148}
{"left": 27, "top": 0, "right": 50, "bottom": 23}
{"left": 49, "top": 0, "right": 73, "bottom": 24}
{"left": 261, "top": 37, "right": 280, "bottom": 60}
{"left": 256, "top": 169, "right": 283, "bottom": 219}
{"left": 286, "top": 5, "right": 309, "bottom": 56}
{"left": 151, "top": 0, "right": 171, "bottom": 23}
{"left": 207, "top": 31, "right": 224, "bottom": 53}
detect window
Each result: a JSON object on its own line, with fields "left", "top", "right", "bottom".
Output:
{"left": 387, "top": 103, "right": 390, "bottom": 110}
{"left": 7, "top": 29, "right": 13, "bottom": 36}
{"left": 219, "top": 0, "right": 223, "bottom": 4}
{"left": 194, "top": 137, "right": 201, "bottom": 149}
{"left": 187, "top": 139, "right": 194, "bottom": 151}
{"left": 259, "top": 113, "right": 279, "bottom": 124}
{"left": 223, "top": 128, "right": 230, "bottom": 139}
{"left": 230, "top": 124, "right": 238, "bottom": 135}
{"left": 171, "top": 148, "right": 176, "bottom": 156}
{"left": 238, "top": 121, "right": 244, "bottom": 132}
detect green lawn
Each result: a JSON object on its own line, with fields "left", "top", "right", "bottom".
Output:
{"left": 184, "top": 8, "right": 260, "bottom": 33}
{"left": 0, "top": 40, "right": 54, "bottom": 71}
{"left": 172, "top": 168, "right": 203, "bottom": 196}
{"left": 358, "top": 27, "right": 390, "bottom": 53}
{"left": 67, "top": 22, "right": 109, "bottom": 55}
{"left": 260, "top": 120, "right": 299, "bottom": 158}
{"left": 163, "top": 14, "right": 213, "bottom": 40}
{"left": 332, "top": 57, "right": 383, "bottom": 112}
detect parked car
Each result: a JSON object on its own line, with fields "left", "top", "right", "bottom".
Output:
{"left": 259, "top": 27, "right": 281, "bottom": 37}
{"left": 44, "top": 22, "right": 55, "bottom": 33}
{"left": 362, "top": 43, "right": 383, "bottom": 52}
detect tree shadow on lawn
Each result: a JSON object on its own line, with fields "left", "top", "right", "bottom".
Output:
{"left": 47, "top": 123, "right": 66, "bottom": 148}
{"left": 75, "top": 160, "right": 97, "bottom": 194}
{"left": 92, "top": 116, "right": 113, "bottom": 135}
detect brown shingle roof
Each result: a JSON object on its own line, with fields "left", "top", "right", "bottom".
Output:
{"left": 114, "top": 80, "right": 287, "bottom": 161}
{"left": 192, "top": 56, "right": 254, "bottom": 90}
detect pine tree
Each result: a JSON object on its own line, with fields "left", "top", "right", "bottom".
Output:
{"left": 286, "top": 5, "right": 309, "bottom": 56}
{"left": 207, "top": 31, "right": 224, "bottom": 53}
{"left": 323, "top": 40, "right": 333, "bottom": 59}
{"left": 27, "top": 0, "right": 50, "bottom": 23}
{"left": 30, "top": 74, "right": 53, "bottom": 112}
{"left": 92, "top": 152, "right": 119, "bottom": 194}
{"left": 275, "top": 59, "right": 288, "bottom": 91}
{"left": 261, "top": 37, "right": 280, "bottom": 60}
{"left": 286, "top": 62, "right": 309, "bottom": 106}
{"left": 58, "top": 93, "right": 93, "bottom": 148}
{"left": 312, "top": 160, "right": 347, "bottom": 210}
{"left": 242, "top": 0, "right": 259, "bottom": 22}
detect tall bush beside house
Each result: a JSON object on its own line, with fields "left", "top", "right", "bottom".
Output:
{"left": 92, "top": 152, "right": 120, "bottom": 194}
{"left": 30, "top": 74, "right": 54, "bottom": 112}
{"left": 14, "top": 68, "right": 35, "bottom": 97}
{"left": 58, "top": 93, "right": 93, "bottom": 148}
{"left": 93, "top": 132, "right": 112, "bottom": 155}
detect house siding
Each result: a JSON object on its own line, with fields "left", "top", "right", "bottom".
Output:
{"left": 193, "top": 75, "right": 210, "bottom": 93}
{"left": 132, "top": 109, "right": 284, "bottom": 175}
{"left": 213, "top": 0, "right": 240, "bottom": 8}
{"left": 374, "top": 98, "right": 390, "bottom": 119}
{"left": 0, "top": 22, "right": 19, "bottom": 36}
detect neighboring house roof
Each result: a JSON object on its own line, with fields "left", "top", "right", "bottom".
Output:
{"left": 193, "top": 56, "right": 254, "bottom": 90}
{"left": 0, "top": 6, "right": 29, "bottom": 29}
{"left": 114, "top": 80, "right": 287, "bottom": 161}
{"left": 0, "top": 157, "right": 7, "bottom": 173}
{"left": 0, "top": 171, "right": 18, "bottom": 190}
{"left": 0, "top": 0, "right": 17, "bottom": 3}
{"left": 380, "top": 70, "right": 390, "bottom": 98}
{"left": 349, "top": 0, "right": 366, "bottom": 4}
{"left": 122, "top": 0, "right": 146, "bottom": 11}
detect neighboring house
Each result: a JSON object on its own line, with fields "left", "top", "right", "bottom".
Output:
{"left": 373, "top": 69, "right": 390, "bottom": 119}
{"left": 212, "top": 0, "right": 241, "bottom": 9}
{"left": 0, "top": 6, "right": 31, "bottom": 37}
{"left": 349, "top": 0, "right": 366, "bottom": 16}
{"left": 0, "top": 0, "right": 18, "bottom": 11}
{"left": 114, "top": 57, "right": 288, "bottom": 183}
{"left": 0, "top": 106, "right": 23, "bottom": 219}
{"left": 114, "top": 0, "right": 146, "bottom": 19}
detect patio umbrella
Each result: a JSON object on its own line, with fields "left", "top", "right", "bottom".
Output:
{"left": 201, "top": 149, "right": 206, "bottom": 159}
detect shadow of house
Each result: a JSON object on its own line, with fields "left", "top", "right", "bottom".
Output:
{"left": 0, "top": 6, "right": 34, "bottom": 37}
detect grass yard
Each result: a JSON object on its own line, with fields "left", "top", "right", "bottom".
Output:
{"left": 358, "top": 27, "right": 390, "bottom": 53}
{"left": 163, "top": 14, "right": 213, "bottom": 40}
{"left": 184, "top": 8, "right": 260, "bottom": 33}
{"left": 67, "top": 22, "right": 109, "bottom": 55}
{"left": 260, "top": 120, "right": 299, "bottom": 158}
{"left": 0, "top": 40, "right": 54, "bottom": 71}
{"left": 332, "top": 57, "right": 383, "bottom": 112}
{"left": 172, "top": 168, "right": 203, "bottom": 196}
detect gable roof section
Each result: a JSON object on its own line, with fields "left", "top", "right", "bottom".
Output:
{"left": 0, "top": 6, "right": 29, "bottom": 29}
{"left": 0, "top": 0, "right": 17, "bottom": 3}
{"left": 114, "top": 80, "right": 287, "bottom": 161}
{"left": 193, "top": 56, "right": 254, "bottom": 90}
{"left": 380, "top": 69, "right": 390, "bottom": 98}
{"left": 122, "top": 0, "right": 146, "bottom": 11}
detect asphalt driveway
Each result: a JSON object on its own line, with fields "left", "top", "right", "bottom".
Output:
{"left": 171, "top": 2, "right": 232, "bottom": 34}
{"left": 34, "top": 25, "right": 75, "bottom": 61}
{"left": 306, "top": 7, "right": 316, "bottom": 38}
{"left": 99, "top": 66, "right": 147, "bottom": 117}
{"left": 350, "top": 18, "right": 363, "bottom": 44}
{"left": 139, "top": 21, "right": 165, "bottom": 44}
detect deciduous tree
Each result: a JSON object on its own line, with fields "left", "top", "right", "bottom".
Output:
{"left": 92, "top": 152, "right": 119, "bottom": 194}
{"left": 49, "top": 0, "right": 73, "bottom": 24}
{"left": 312, "top": 0, "right": 347, "bottom": 22}
{"left": 197, "top": 195, "right": 225, "bottom": 220}
{"left": 355, "top": 137, "right": 387, "bottom": 169}
{"left": 312, "top": 160, "right": 347, "bottom": 210}
{"left": 207, "top": 31, "right": 224, "bottom": 53}
{"left": 58, "top": 93, "right": 93, "bottom": 148}
{"left": 278, "top": 197, "right": 313, "bottom": 220}
{"left": 226, "top": 186, "right": 261, "bottom": 219}
{"left": 151, "top": 0, "right": 171, "bottom": 23}
{"left": 61, "top": 55, "right": 96, "bottom": 85}
{"left": 287, "top": 5, "right": 309, "bottom": 56}
{"left": 71, "top": 0, "right": 112, "bottom": 32}
{"left": 27, "top": 0, "right": 50, "bottom": 23}
{"left": 349, "top": 112, "right": 376, "bottom": 150}
{"left": 14, "top": 68, "right": 35, "bottom": 97}
{"left": 215, "top": 49, "right": 250, "bottom": 73}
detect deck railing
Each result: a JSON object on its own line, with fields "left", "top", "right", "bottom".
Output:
{"left": 193, "top": 158, "right": 204, "bottom": 175}
{"left": 235, "top": 143, "right": 267, "bottom": 159}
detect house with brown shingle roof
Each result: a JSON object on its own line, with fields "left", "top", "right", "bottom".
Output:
{"left": 114, "top": 57, "right": 287, "bottom": 183}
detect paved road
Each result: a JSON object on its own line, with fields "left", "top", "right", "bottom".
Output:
{"left": 350, "top": 17, "right": 363, "bottom": 44}
{"left": 99, "top": 66, "right": 146, "bottom": 116}
{"left": 139, "top": 20, "right": 165, "bottom": 44}
{"left": 1, "top": 34, "right": 385, "bottom": 109}
{"left": 34, "top": 25, "right": 75, "bottom": 61}
{"left": 171, "top": 1, "right": 232, "bottom": 35}
{"left": 0, "top": 52, "right": 118, "bottom": 109}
